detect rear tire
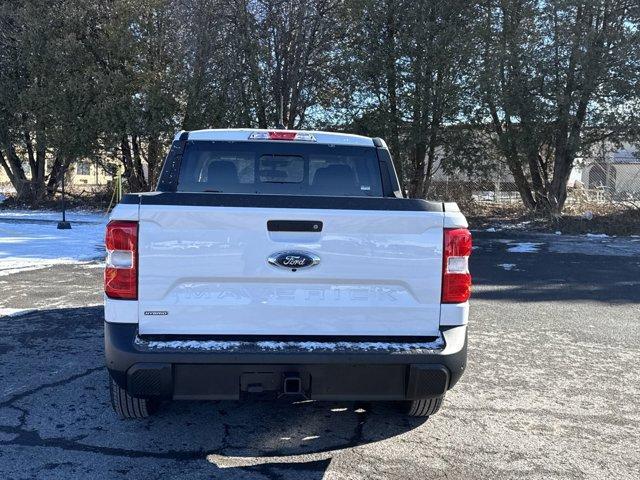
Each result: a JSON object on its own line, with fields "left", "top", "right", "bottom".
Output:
{"left": 405, "top": 395, "right": 444, "bottom": 417}
{"left": 109, "top": 376, "right": 158, "bottom": 419}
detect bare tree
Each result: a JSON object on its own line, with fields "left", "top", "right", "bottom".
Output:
{"left": 477, "top": 0, "right": 640, "bottom": 213}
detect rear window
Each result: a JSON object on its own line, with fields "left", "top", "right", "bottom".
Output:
{"left": 177, "top": 141, "right": 383, "bottom": 197}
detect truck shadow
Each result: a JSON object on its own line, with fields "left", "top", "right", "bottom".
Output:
{"left": 145, "top": 398, "right": 426, "bottom": 477}
{"left": 0, "top": 306, "right": 429, "bottom": 479}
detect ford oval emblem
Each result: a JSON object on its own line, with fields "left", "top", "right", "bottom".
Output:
{"left": 268, "top": 251, "right": 320, "bottom": 270}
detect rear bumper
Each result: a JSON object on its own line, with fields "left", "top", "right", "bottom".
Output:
{"left": 105, "top": 322, "right": 467, "bottom": 401}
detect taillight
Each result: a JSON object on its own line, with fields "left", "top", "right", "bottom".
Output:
{"left": 442, "top": 228, "right": 472, "bottom": 303}
{"left": 105, "top": 221, "right": 138, "bottom": 300}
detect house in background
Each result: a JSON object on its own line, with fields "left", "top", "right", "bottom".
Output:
{"left": 578, "top": 144, "right": 640, "bottom": 198}
{"left": 0, "top": 159, "right": 119, "bottom": 191}
{"left": 428, "top": 140, "right": 640, "bottom": 202}
{"left": 72, "top": 160, "right": 118, "bottom": 187}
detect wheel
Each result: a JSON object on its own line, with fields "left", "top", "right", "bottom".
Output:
{"left": 109, "top": 376, "right": 158, "bottom": 419}
{"left": 405, "top": 395, "right": 444, "bottom": 417}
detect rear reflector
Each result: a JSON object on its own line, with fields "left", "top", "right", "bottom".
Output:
{"left": 442, "top": 228, "right": 472, "bottom": 303}
{"left": 248, "top": 131, "right": 317, "bottom": 142}
{"left": 105, "top": 220, "right": 138, "bottom": 300}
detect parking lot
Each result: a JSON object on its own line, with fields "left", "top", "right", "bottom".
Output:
{"left": 0, "top": 230, "right": 639, "bottom": 479}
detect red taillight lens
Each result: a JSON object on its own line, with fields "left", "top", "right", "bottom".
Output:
{"left": 268, "top": 130, "right": 297, "bottom": 140}
{"left": 442, "top": 228, "right": 472, "bottom": 303}
{"left": 105, "top": 221, "right": 138, "bottom": 300}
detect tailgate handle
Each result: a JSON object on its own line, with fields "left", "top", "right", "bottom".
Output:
{"left": 267, "top": 220, "right": 323, "bottom": 232}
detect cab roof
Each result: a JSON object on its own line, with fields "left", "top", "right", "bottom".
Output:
{"left": 174, "top": 128, "right": 384, "bottom": 148}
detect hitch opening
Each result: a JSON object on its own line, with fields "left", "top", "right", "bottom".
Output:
{"left": 283, "top": 374, "right": 302, "bottom": 395}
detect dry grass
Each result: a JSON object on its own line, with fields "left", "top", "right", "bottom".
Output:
{"left": 463, "top": 201, "right": 640, "bottom": 236}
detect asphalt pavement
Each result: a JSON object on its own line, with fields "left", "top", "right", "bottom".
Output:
{"left": 0, "top": 231, "right": 638, "bottom": 479}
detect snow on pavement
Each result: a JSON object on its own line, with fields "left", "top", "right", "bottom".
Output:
{"left": 0, "top": 308, "right": 36, "bottom": 318}
{"left": 485, "top": 231, "right": 640, "bottom": 257}
{"left": 506, "top": 242, "right": 544, "bottom": 253}
{"left": 0, "top": 209, "right": 106, "bottom": 223}
{"left": 0, "top": 210, "right": 106, "bottom": 276}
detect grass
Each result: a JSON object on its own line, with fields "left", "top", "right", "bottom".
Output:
{"left": 463, "top": 201, "right": 640, "bottom": 236}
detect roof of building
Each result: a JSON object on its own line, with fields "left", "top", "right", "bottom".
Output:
{"left": 611, "top": 146, "right": 639, "bottom": 164}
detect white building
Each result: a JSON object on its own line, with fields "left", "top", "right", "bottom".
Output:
{"left": 430, "top": 141, "right": 639, "bottom": 199}
{"left": 578, "top": 144, "right": 640, "bottom": 197}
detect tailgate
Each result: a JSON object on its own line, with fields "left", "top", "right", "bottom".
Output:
{"left": 138, "top": 204, "right": 443, "bottom": 336}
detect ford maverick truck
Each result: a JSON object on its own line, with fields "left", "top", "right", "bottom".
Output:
{"left": 104, "top": 129, "right": 471, "bottom": 418}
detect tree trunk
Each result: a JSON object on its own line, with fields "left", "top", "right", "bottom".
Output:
{"left": 146, "top": 135, "right": 161, "bottom": 189}
{"left": 0, "top": 149, "right": 33, "bottom": 202}
{"left": 120, "top": 135, "right": 146, "bottom": 192}
{"left": 383, "top": 0, "right": 403, "bottom": 190}
{"left": 408, "top": 141, "right": 427, "bottom": 198}
{"left": 0, "top": 144, "right": 36, "bottom": 203}
{"left": 421, "top": 124, "right": 439, "bottom": 198}
{"left": 45, "top": 156, "right": 66, "bottom": 199}
{"left": 131, "top": 135, "right": 149, "bottom": 191}
{"left": 486, "top": 99, "right": 537, "bottom": 210}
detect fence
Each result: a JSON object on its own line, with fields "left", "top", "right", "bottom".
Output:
{"left": 428, "top": 157, "right": 640, "bottom": 210}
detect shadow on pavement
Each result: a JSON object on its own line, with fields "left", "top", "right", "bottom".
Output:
{"left": 0, "top": 306, "right": 427, "bottom": 479}
{"left": 471, "top": 232, "right": 640, "bottom": 303}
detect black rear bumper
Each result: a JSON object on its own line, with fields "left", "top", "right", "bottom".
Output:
{"left": 105, "top": 322, "right": 467, "bottom": 401}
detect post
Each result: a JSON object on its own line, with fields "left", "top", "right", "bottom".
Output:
{"left": 57, "top": 169, "right": 71, "bottom": 229}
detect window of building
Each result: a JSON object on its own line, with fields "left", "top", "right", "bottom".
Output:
{"left": 77, "top": 162, "right": 91, "bottom": 176}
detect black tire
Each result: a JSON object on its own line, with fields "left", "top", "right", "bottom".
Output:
{"left": 405, "top": 395, "right": 444, "bottom": 417}
{"left": 109, "top": 376, "right": 158, "bottom": 419}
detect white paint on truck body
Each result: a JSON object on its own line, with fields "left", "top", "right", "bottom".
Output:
{"left": 104, "top": 201, "right": 471, "bottom": 330}
{"left": 177, "top": 128, "right": 376, "bottom": 147}
{"left": 135, "top": 205, "right": 445, "bottom": 336}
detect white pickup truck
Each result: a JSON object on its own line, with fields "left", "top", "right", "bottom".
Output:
{"left": 104, "top": 129, "right": 471, "bottom": 419}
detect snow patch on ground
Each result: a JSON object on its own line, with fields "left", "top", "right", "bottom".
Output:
{"left": 0, "top": 308, "right": 36, "bottom": 318}
{"left": 0, "top": 210, "right": 106, "bottom": 276}
{"left": 506, "top": 242, "right": 544, "bottom": 253}
{"left": 80, "top": 262, "right": 106, "bottom": 269}
{"left": 136, "top": 337, "right": 445, "bottom": 352}
{"left": 585, "top": 233, "right": 610, "bottom": 238}
{"left": 490, "top": 233, "right": 640, "bottom": 257}
{"left": 0, "top": 209, "right": 105, "bottom": 223}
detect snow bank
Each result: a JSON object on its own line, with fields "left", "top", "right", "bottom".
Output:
{"left": 0, "top": 308, "right": 36, "bottom": 318}
{"left": 0, "top": 210, "right": 106, "bottom": 276}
